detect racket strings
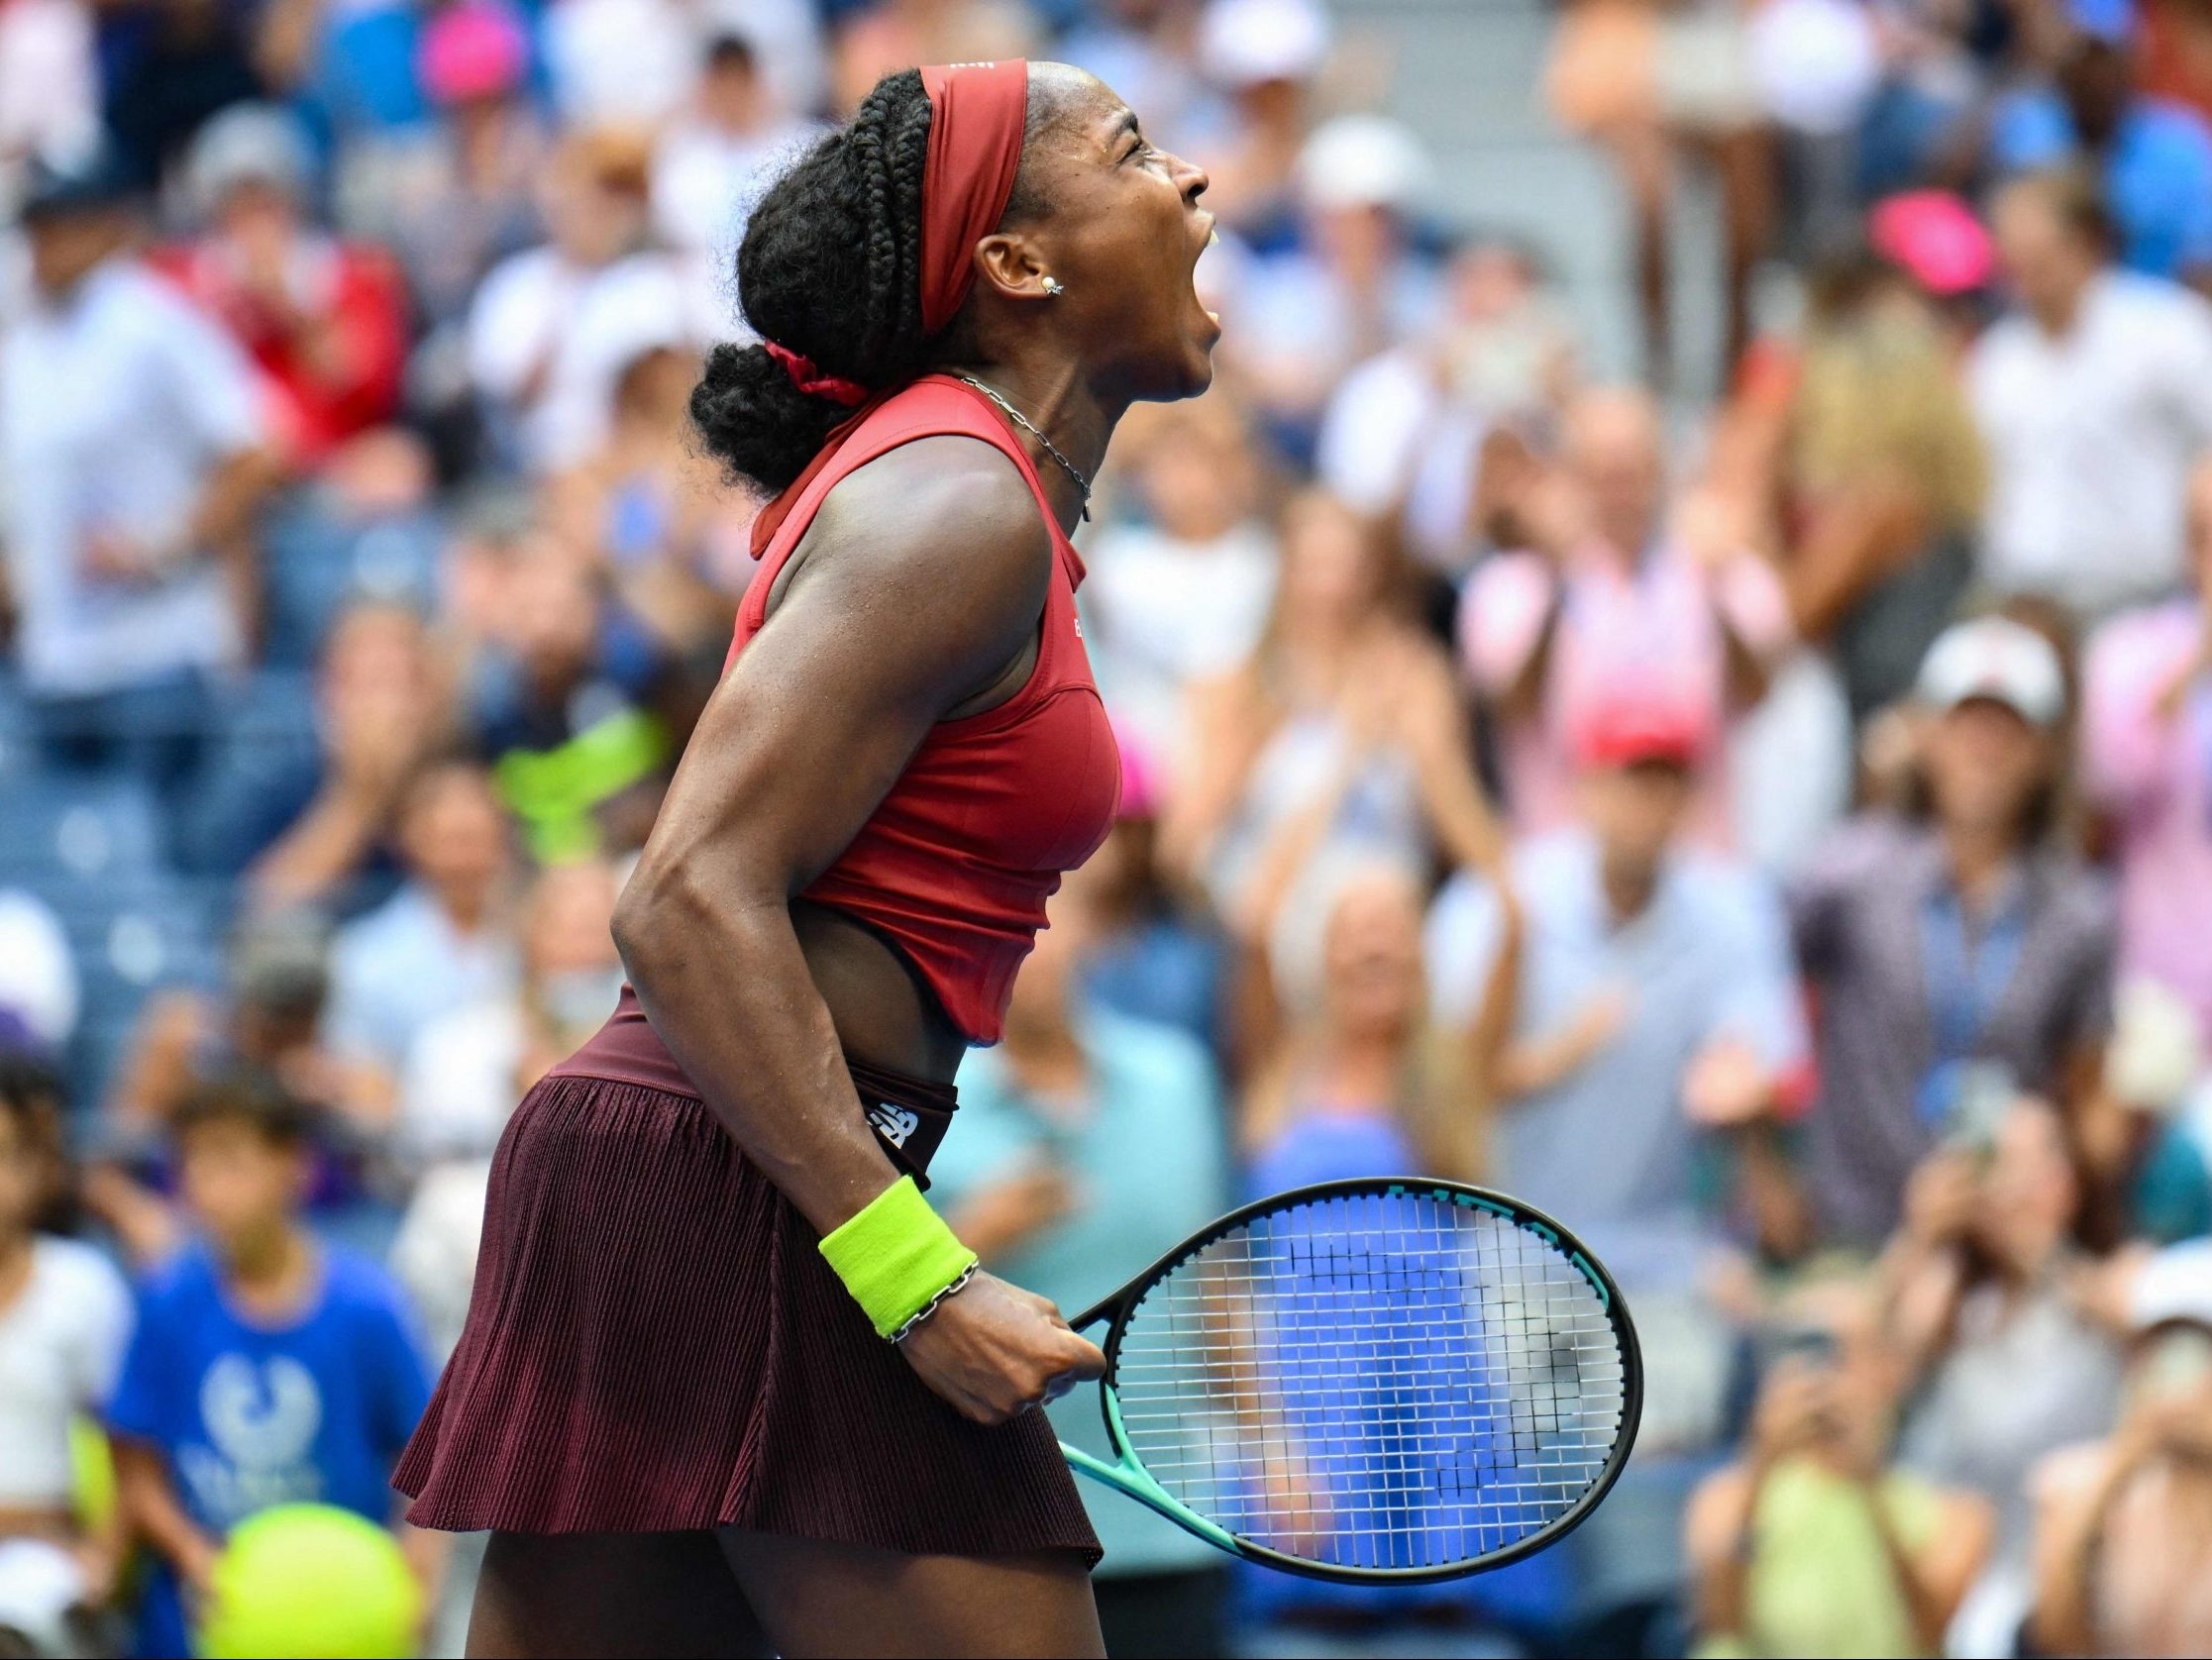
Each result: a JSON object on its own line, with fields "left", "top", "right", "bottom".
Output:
{"left": 1109, "top": 1192, "right": 1627, "bottom": 1572}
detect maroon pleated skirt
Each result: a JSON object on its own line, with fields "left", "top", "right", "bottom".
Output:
{"left": 393, "top": 1064, "right": 1101, "bottom": 1563}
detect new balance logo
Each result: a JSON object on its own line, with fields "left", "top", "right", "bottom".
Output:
{"left": 868, "top": 1102, "right": 921, "bottom": 1148}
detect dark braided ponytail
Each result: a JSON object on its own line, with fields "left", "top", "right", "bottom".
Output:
{"left": 691, "top": 66, "right": 1062, "bottom": 498}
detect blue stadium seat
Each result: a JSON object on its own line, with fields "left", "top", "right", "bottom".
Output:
{"left": 0, "top": 770, "right": 220, "bottom": 1110}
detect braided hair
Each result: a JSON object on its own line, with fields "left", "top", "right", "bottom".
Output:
{"left": 691, "top": 68, "right": 1060, "bottom": 498}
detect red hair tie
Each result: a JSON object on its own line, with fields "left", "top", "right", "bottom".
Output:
{"left": 764, "top": 341, "right": 870, "bottom": 408}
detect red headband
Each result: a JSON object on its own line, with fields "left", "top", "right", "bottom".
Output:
{"left": 746, "top": 60, "right": 1030, "bottom": 561}
{"left": 918, "top": 60, "right": 1030, "bottom": 336}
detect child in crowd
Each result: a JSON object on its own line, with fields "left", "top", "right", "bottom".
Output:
{"left": 0, "top": 1053, "right": 133, "bottom": 1654}
{"left": 105, "top": 1071, "right": 437, "bottom": 1656}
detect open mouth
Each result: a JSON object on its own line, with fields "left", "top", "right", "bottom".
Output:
{"left": 1194, "top": 217, "right": 1223, "bottom": 331}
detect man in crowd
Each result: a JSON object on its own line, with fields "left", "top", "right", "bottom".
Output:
{"left": 0, "top": 146, "right": 275, "bottom": 799}
{"left": 1969, "top": 168, "right": 2212, "bottom": 619}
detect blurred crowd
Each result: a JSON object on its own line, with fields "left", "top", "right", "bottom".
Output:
{"left": 10, "top": 0, "right": 2212, "bottom": 1654}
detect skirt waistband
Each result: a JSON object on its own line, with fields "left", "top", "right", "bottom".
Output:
{"left": 549, "top": 987, "right": 960, "bottom": 1182}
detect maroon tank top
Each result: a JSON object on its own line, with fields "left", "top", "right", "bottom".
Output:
{"left": 563, "top": 373, "right": 1119, "bottom": 1104}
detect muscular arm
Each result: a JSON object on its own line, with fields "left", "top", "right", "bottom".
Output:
{"left": 611, "top": 438, "right": 1051, "bottom": 1237}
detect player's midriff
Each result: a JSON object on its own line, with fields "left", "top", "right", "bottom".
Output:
{"left": 561, "top": 375, "right": 1121, "bottom": 1077}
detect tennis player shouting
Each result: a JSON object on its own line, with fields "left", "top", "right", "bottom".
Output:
{"left": 395, "top": 60, "right": 1219, "bottom": 1659}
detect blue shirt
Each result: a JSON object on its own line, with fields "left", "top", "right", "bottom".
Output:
{"left": 1993, "top": 92, "right": 2212, "bottom": 278}
{"left": 938, "top": 1007, "right": 1229, "bottom": 1577}
{"left": 107, "top": 1242, "right": 432, "bottom": 1654}
{"left": 1425, "top": 829, "right": 1808, "bottom": 1289}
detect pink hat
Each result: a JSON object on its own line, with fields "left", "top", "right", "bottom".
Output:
{"left": 420, "top": 2, "right": 530, "bottom": 106}
{"left": 1868, "top": 190, "right": 1995, "bottom": 297}
{"left": 1571, "top": 667, "right": 1716, "bottom": 772}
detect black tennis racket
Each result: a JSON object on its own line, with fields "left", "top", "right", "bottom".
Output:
{"left": 1057, "top": 1178, "right": 1641, "bottom": 1583}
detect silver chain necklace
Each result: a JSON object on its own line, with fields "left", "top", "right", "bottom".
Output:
{"left": 955, "top": 374, "right": 1093, "bottom": 521}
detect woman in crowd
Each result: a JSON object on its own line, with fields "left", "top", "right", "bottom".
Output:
{"left": 1163, "top": 488, "right": 1499, "bottom": 932}
{"left": 1240, "top": 856, "right": 1482, "bottom": 1193}
{"left": 1720, "top": 246, "right": 1989, "bottom": 724}
{"left": 1883, "top": 1099, "right": 2125, "bottom": 1650}
{"left": 1791, "top": 615, "right": 2119, "bottom": 1245}
{"left": 1685, "top": 1276, "right": 1992, "bottom": 1658}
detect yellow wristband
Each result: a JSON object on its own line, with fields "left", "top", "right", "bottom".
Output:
{"left": 817, "top": 1176, "right": 980, "bottom": 1340}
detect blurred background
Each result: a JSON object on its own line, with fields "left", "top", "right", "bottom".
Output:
{"left": 10, "top": 0, "right": 2212, "bottom": 1654}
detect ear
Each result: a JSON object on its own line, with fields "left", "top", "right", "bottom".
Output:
{"left": 972, "top": 231, "right": 1056, "bottom": 304}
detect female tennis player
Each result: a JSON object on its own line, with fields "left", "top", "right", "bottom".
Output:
{"left": 394, "top": 58, "right": 1218, "bottom": 1659}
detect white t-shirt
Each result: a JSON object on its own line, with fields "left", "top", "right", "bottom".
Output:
{"left": 0, "top": 1237, "right": 133, "bottom": 1508}
{"left": 0, "top": 259, "right": 263, "bottom": 694}
{"left": 1969, "top": 271, "right": 2212, "bottom": 617}
{"left": 467, "top": 246, "right": 691, "bottom": 473}
{"left": 1083, "top": 519, "right": 1277, "bottom": 753}
{"left": 395, "top": 997, "right": 523, "bottom": 1166}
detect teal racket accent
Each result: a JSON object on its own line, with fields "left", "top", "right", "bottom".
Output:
{"left": 1057, "top": 1178, "right": 1641, "bottom": 1584}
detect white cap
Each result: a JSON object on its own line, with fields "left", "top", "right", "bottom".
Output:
{"left": 2130, "top": 1242, "right": 2212, "bottom": 1333}
{"left": 1915, "top": 615, "right": 2067, "bottom": 727}
{"left": 1297, "top": 114, "right": 1433, "bottom": 215}
{"left": 185, "top": 102, "right": 315, "bottom": 216}
{"left": 0, "top": 890, "right": 78, "bottom": 1052}
{"left": 1200, "top": 0, "right": 1332, "bottom": 89}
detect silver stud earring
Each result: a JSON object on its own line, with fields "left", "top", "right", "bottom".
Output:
{"left": 1042, "top": 276, "right": 1066, "bottom": 297}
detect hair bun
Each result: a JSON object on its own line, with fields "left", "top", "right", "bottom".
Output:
{"left": 688, "top": 341, "right": 857, "bottom": 497}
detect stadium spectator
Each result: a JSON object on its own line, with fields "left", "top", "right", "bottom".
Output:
{"left": 98, "top": 0, "right": 263, "bottom": 191}
{"left": 1989, "top": 0, "right": 2212, "bottom": 285}
{"left": 323, "top": 762, "right": 518, "bottom": 1085}
{"left": 1191, "top": 0, "right": 1329, "bottom": 245}
{"left": 1792, "top": 617, "right": 2119, "bottom": 1246}
{"left": 933, "top": 895, "right": 1234, "bottom": 1659}
{"left": 1426, "top": 665, "right": 1811, "bottom": 1280}
{"left": 1317, "top": 237, "right": 1582, "bottom": 578}
{"left": 546, "top": 338, "right": 751, "bottom": 663}
{"left": 467, "top": 543, "right": 683, "bottom": 858}
{"left": 2082, "top": 457, "right": 2212, "bottom": 1038}
{"left": 1165, "top": 489, "right": 1499, "bottom": 932}
{"left": 1244, "top": 857, "right": 1478, "bottom": 1192}
{"left": 1543, "top": 0, "right": 1773, "bottom": 383}
{"left": 0, "top": 1056, "right": 133, "bottom": 1642}
{"left": 651, "top": 31, "right": 825, "bottom": 328}
{"left": 348, "top": 0, "right": 545, "bottom": 417}
{"left": 1724, "top": 246, "right": 1989, "bottom": 723}
{"left": 103, "top": 912, "right": 387, "bottom": 1155}
{"left": 1882, "top": 1099, "right": 2127, "bottom": 1651}
{"left": 0, "top": 146, "right": 275, "bottom": 794}
{"left": 206, "top": 599, "right": 457, "bottom": 913}
{"left": 1969, "top": 168, "right": 2212, "bottom": 619}
{"left": 464, "top": 127, "right": 687, "bottom": 475}
{"left": 105, "top": 1071, "right": 437, "bottom": 1658}
{"left": 393, "top": 854, "right": 621, "bottom": 1169}
{"left": 1228, "top": 113, "right": 1442, "bottom": 456}
{"left": 155, "top": 104, "right": 409, "bottom": 471}
{"left": 1057, "top": 726, "right": 1233, "bottom": 1063}
{"left": 1459, "top": 384, "right": 1794, "bottom": 844}
{"left": 1082, "top": 396, "right": 1277, "bottom": 755}
{"left": 2027, "top": 1245, "right": 2212, "bottom": 1656}
{"left": 1685, "top": 1277, "right": 1993, "bottom": 1658}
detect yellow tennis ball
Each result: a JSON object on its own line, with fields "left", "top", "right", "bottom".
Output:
{"left": 196, "top": 1504, "right": 421, "bottom": 1659}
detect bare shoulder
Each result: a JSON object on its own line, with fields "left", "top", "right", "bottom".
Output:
{"left": 793, "top": 434, "right": 1055, "bottom": 619}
